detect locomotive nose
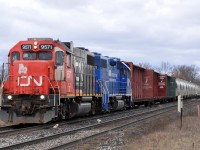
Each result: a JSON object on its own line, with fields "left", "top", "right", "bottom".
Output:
{"left": 13, "top": 61, "right": 49, "bottom": 94}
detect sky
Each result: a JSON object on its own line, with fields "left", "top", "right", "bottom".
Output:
{"left": 0, "top": 0, "right": 200, "bottom": 68}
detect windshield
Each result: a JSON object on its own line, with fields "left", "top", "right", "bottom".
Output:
{"left": 39, "top": 52, "right": 52, "bottom": 60}
{"left": 23, "top": 52, "right": 52, "bottom": 60}
{"left": 23, "top": 52, "right": 37, "bottom": 60}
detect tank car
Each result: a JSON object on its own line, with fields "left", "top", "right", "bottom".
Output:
{"left": 176, "top": 78, "right": 200, "bottom": 99}
{"left": 0, "top": 38, "right": 132, "bottom": 124}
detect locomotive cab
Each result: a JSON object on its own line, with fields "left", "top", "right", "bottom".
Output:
{"left": 0, "top": 38, "right": 74, "bottom": 124}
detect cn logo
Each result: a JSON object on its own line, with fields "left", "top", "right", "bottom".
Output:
{"left": 18, "top": 76, "right": 43, "bottom": 86}
{"left": 18, "top": 64, "right": 27, "bottom": 74}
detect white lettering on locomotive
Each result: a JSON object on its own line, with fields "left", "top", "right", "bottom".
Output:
{"left": 18, "top": 64, "right": 27, "bottom": 74}
{"left": 18, "top": 76, "right": 43, "bottom": 86}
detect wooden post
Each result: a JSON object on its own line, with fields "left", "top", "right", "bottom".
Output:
{"left": 181, "top": 107, "right": 183, "bottom": 129}
{"left": 178, "top": 95, "right": 183, "bottom": 129}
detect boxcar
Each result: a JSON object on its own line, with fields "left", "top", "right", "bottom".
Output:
{"left": 125, "top": 62, "right": 177, "bottom": 107}
{"left": 125, "top": 62, "right": 158, "bottom": 106}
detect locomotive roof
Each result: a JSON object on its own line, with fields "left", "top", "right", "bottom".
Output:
{"left": 58, "top": 41, "right": 73, "bottom": 54}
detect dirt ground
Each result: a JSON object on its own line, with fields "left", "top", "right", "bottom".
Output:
{"left": 92, "top": 105, "right": 200, "bottom": 150}
{"left": 124, "top": 112, "right": 200, "bottom": 150}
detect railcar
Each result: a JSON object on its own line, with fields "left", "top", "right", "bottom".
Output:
{"left": 125, "top": 62, "right": 177, "bottom": 107}
{"left": 175, "top": 78, "right": 200, "bottom": 99}
{"left": 125, "top": 61, "right": 200, "bottom": 107}
{"left": 0, "top": 38, "right": 132, "bottom": 124}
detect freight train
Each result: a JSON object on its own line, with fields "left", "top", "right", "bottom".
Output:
{"left": 0, "top": 38, "right": 199, "bottom": 124}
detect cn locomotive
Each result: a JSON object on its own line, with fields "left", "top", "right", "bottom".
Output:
{"left": 0, "top": 38, "right": 199, "bottom": 124}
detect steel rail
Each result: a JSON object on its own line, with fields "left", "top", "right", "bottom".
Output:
{"left": 0, "top": 99, "right": 193, "bottom": 137}
{"left": 0, "top": 102, "right": 162, "bottom": 137}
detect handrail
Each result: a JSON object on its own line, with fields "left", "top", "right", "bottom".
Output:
{"left": 96, "top": 80, "right": 106, "bottom": 94}
{"left": 55, "top": 80, "right": 60, "bottom": 106}
{"left": 43, "top": 75, "right": 56, "bottom": 106}
{"left": 0, "top": 75, "right": 15, "bottom": 90}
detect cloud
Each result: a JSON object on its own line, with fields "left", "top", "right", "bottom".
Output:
{"left": 0, "top": 0, "right": 200, "bottom": 67}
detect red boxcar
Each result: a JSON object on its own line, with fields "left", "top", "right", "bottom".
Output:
{"left": 143, "top": 69, "right": 155, "bottom": 99}
{"left": 158, "top": 74, "right": 167, "bottom": 97}
{"left": 125, "top": 62, "right": 145, "bottom": 101}
{"left": 126, "top": 62, "right": 169, "bottom": 107}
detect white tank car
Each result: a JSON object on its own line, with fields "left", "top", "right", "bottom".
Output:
{"left": 176, "top": 78, "right": 200, "bottom": 98}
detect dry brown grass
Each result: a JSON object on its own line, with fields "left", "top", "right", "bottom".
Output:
{"left": 124, "top": 115, "right": 200, "bottom": 150}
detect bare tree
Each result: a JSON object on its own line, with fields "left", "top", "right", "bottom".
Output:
{"left": 172, "top": 65, "right": 200, "bottom": 83}
{"left": 155, "top": 62, "right": 173, "bottom": 75}
{"left": 138, "top": 62, "right": 153, "bottom": 69}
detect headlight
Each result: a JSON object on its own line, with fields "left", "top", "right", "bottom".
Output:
{"left": 8, "top": 95, "right": 12, "bottom": 100}
{"left": 40, "top": 95, "right": 45, "bottom": 100}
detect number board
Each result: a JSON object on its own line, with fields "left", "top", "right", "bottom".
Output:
{"left": 39, "top": 44, "right": 54, "bottom": 50}
{"left": 21, "top": 44, "right": 32, "bottom": 50}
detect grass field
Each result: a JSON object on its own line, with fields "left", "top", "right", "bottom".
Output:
{"left": 124, "top": 109, "right": 200, "bottom": 150}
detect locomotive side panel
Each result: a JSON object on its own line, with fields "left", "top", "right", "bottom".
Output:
{"left": 73, "top": 47, "right": 95, "bottom": 96}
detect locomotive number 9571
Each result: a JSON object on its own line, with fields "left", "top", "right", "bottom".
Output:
{"left": 39, "top": 44, "right": 54, "bottom": 50}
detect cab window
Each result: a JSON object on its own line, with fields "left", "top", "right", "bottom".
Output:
{"left": 55, "top": 51, "right": 64, "bottom": 65}
{"left": 23, "top": 52, "right": 36, "bottom": 60}
{"left": 12, "top": 51, "right": 20, "bottom": 65}
{"left": 39, "top": 52, "right": 52, "bottom": 60}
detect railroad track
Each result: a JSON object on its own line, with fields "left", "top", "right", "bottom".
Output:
{"left": 0, "top": 107, "right": 137, "bottom": 137}
{"left": 48, "top": 103, "right": 182, "bottom": 150}
{"left": 1, "top": 99, "right": 197, "bottom": 150}
{"left": 0, "top": 101, "right": 168, "bottom": 137}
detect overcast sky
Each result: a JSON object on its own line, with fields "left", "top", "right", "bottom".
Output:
{"left": 1, "top": 0, "right": 200, "bottom": 67}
